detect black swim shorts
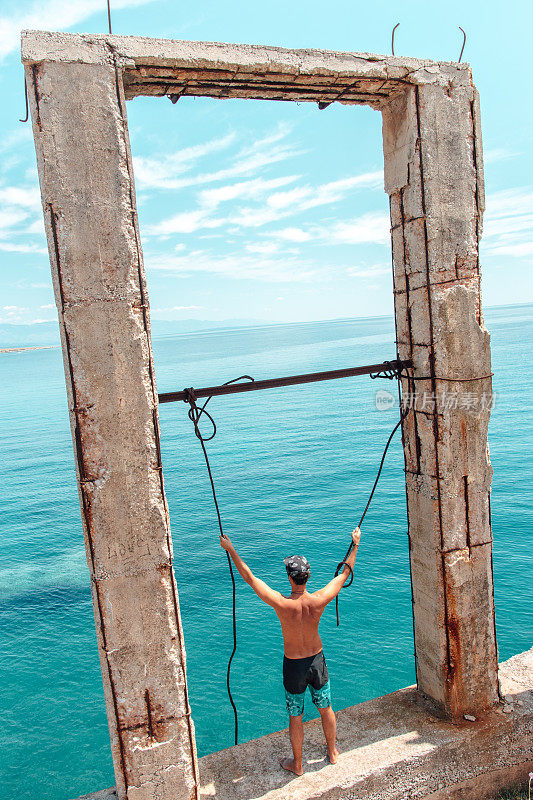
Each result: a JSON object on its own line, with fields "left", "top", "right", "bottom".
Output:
{"left": 283, "top": 650, "right": 331, "bottom": 715}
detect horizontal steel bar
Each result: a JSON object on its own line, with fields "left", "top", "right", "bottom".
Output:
{"left": 158, "top": 358, "right": 411, "bottom": 404}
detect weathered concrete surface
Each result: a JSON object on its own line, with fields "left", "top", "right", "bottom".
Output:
{"left": 25, "top": 56, "right": 198, "bottom": 800}
{"left": 73, "top": 648, "right": 533, "bottom": 800}
{"left": 383, "top": 76, "right": 498, "bottom": 717}
{"left": 24, "top": 28, "right": 500, "bottom": 800}
{"left": 22, "top": 30, "right": 473, "bottom": 108}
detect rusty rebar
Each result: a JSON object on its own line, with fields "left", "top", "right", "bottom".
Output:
{"left": 158, "top": 359, "right": 412, "bottom": 404}
{"left": 19, "top": 75, "right": 29, "bottom": 122}
{"left": 458, "top": 27, "right": 466, "bottom": 62}
{"left": 392, "top": 23, "right": 400, "bottom": 56}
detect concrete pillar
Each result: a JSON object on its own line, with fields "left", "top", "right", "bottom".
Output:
{"left": 382, "top": 83, "right": 499, "bottom": 716}
{"left": 26, "top": 59, "right": 199, "bottom": 799}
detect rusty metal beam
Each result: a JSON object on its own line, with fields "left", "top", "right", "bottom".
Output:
{"left": 157, "top": 359, "right": 412, "bottom": 405}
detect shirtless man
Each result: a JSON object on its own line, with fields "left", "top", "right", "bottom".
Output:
{"left": 220, "top": 527, "right": 361, "bottom": 776}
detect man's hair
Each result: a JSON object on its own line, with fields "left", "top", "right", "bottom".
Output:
{"left": 290, "top": 572, "right": 309, "bottom": 585}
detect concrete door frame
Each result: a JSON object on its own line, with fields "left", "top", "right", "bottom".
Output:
{"left": 22, "top": 31, "right": 498, "bottom": 800}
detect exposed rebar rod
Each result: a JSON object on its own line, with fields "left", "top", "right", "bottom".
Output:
{"left": 158, "top": 359, "right": 412, "bottom": 404}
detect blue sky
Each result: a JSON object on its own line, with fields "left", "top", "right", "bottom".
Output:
{"left": 0, "top": 0, "right": 531, "bottom": 325}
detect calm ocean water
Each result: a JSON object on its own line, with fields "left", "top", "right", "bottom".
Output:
{"left": 1, "top": 306, "right": 532, "bottom": 800}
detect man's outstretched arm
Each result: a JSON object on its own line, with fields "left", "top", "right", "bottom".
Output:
{"left": 220, "top": 535, "right": 282, "bottom": 607}
{"left": 313, "top": 528, "right": 361, "bottom": 606}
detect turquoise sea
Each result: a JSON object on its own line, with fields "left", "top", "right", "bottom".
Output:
{"left": 1, "top": 305, "right": 532, "bottom": 800}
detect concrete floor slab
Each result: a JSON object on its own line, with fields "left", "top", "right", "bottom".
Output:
{"left": 75, "top": 648, "right": 532, "bottom": 800}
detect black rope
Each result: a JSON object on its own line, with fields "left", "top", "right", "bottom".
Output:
{"left": 399, "top": 371, "right": 493, "bottom": 382}
{"left": 336, "top": 361, "right": 493, "bottom": 644}
{"left": 333, "top": 401, "right": 409, "bottom": 625}
{"left": 397, "top": 362, "right": 493, "bottom": 383}
{"left": 183, "top": 375, "right": 254, "bottom": 746}
{"left": 332, "top": 360, "right": 490, "bottom": 625}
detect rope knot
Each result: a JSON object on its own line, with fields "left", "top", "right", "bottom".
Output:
{"left": 369, "top": 360, "right": 399, "bottom": 380}
{"left": 183, "top": 387, "right": 197, "bottom": 405}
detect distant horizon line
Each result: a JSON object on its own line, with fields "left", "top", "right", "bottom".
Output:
{"left": 1, "top": 300, "right": 531, "bottom": 330}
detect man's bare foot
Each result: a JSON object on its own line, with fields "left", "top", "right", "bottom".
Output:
{"left": 280, "top": 757, "right": 303, "bottom": 776}
{"left": 327, "top": 747, "right": 340, "bottom": 765}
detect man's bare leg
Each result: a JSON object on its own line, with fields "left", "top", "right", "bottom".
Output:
{"left": 280, "top": 715, "right": 304, "bottom": 775}
{"left": 318, "top": 706, "right": 339, "bottom": 763}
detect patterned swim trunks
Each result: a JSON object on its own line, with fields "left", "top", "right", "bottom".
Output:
{"left": 283, "top": 650, "right": 332, "bottom": 716}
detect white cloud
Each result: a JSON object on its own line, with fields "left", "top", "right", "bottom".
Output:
{"left": 345, "top": 263, "right": 390, "bottom": 278}
{"left": 268, "top": 211, "right": 389, "bottom": 248}
{"left": 0, "top": 305, "right": 30, "bottom": 322}
{"left": 138, "top": 115, "right": 383, "bottom": 244}
{"left": 484, "top": 242, "right": 533, "bottom": 258}
{"left": 484, "top": 213, "right": 533, "bottom": 239}
{"left": 198, "top": 176, "right": 298, "bottom": 210}
{"left": 485, "top": 188, "right": 533, "bottom": 219}
{"left": 145, "top": 241, "right": 390, "bottom": 285}
{"left": 0, "top": 186, "right": 41, "bottom": 210}
{"left": 0, "top": 208, "right": 28, "bottom": 237}
{"left": 149, "top": 164, "right": 385, "bottom": 237}
{"left": 133, "top": 133, "right": 236, "bottom": 190}
{"left": 145, "top": 250, "right": 319, "bottom": 283}
{"left": 233, "top": 171, "right": 383, "bottom": 230}
{"left": 0, "top": 184, "right": 46, "bottom": 246}
{"left": 0, "top": 0, "right": 155, "bottom": 61}
{"left": 15, "top": 281, "right": 51, "bottom": 289}
{"left": 27, "top": 218, "right": 45, "bottom": 235}
{"left": 231, "top": 206, "right": 282, "bottom": 229}
{"left": 266, "top": 186, "right": 311, "bottom": 211}
{"left": 245, "top": 241, "right": 280, "bottom": 255}
{"left": 147, "top": 209, "right": 224, "bottom": 236}
{"left": 146, "top": 174, "right": 303, "bottom": 236}
{"left": 152, "top": 305, "right": 204, "bottom": 314}
{"left": 482, "top": 187, "right": 533, "bottom": 259}
{"left": 270, "top": 227, "right": 312, "bottom": 243}
{"left": 266, "top": 171, "right": 382, "bottom": 214}
{"left": 324, "top": 211, "right": 390, "bottom": 245}
{"left": 228, "top": 123, "right": 301, "bottom": 176}
{"left": 0, "top": 241, "right": 47, "bottom": 254}
{"left": 483, "top": 148, "right": 519, "bottom": 164}
{"left": 134, "top": 123, "right": 301, "bottom": 192}
{"left": 0, "top": 127, "right": 32, "bottom": 154}
{"left": 0, "top": 303, "right": 57, "bottom": 324}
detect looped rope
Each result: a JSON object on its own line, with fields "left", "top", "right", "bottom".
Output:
{"left": 185, "top": 388, "right": 218, "bottom": 442}
{"left": 182, "top": 374, "right": 254, "bottom": 746}
{"left": 334, "top": 560, "right": 353, "bottom": 586}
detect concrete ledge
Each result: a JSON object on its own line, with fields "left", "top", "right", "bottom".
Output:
{"left": 21, "top": 30, "right": 470, "bottom": 76}
{"left": 20, "top": 31, "right": 474, "bottom": 109}
{"left": 75, "top": 648, "right": 532, "bottom": 800}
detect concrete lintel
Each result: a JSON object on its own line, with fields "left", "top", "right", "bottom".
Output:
{"left": 21, "top": 31, "right": 473, "bottom": 100}
{"left": 73, "top": 648, "right": 533, "bottom": 800}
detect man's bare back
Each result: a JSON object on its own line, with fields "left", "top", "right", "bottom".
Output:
{"left": 274, "top": 591, "right": 327, "bottom": 658}
{"left": 220, "top": 527, "right": 361, "bottom": 775}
